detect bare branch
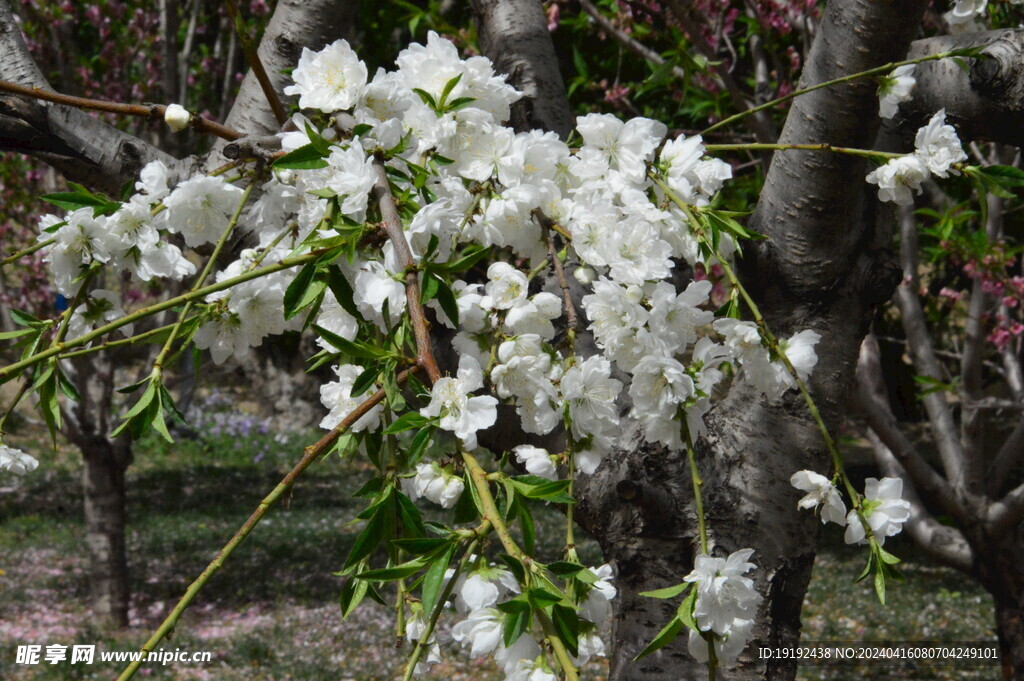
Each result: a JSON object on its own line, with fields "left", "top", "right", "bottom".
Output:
{"left": 854, "top": 334, "right": 966, "bottom": 519}
{"left": 988, "top": 476, "right": 1024, "bottom": 536}
{"left": 989, "top": 419, "right": 1024, "bottom": 494}
{"left": 0, "top": 79, "right": 242, "bottom": 140}
{"left": 223, "top": 0, "right": 287, "bottom": 126}
{"left": 472, "top": 0, "right": 574, "bottom": 139}
{"left": 0, "top": 0, "right": 186, "bottom": 194}
{"left": 960, "top": 191, "right": 1003, "bottom": 492}
{"left": 893, "top": 204, "right": 968, "bottom": 490}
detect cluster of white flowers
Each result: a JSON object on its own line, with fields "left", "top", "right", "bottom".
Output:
{"left": 27, "top": 31, "right": 839, "bottom": 677}
{"left": 790, "top": 471, "right": 911, "bottom": 546}
{"left": 683, "top": 549, "right": 762, "bottom": 668}
{"left": 867, "top": 109, "right": 967, "bottom": 205}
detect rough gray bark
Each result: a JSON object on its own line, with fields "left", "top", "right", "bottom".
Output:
{"left": 0, "top": 0, "right": 184, "bottom": 194}
{"left": 575, "top": 0, "right": 929, "bottom": 679}
{"left": 892, "top": 30, "right": 1024, "bottom": 148}
{"left": 471, "top": 0, "right": 575, "bottom": 139}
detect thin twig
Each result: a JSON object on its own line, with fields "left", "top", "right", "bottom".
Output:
{"left": 0, "top": 79, "right": 242, "bottom": 140}
{"left": 222, "top": 0, "right": 287, "bottom": 125}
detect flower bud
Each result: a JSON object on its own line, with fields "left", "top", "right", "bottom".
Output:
{"left": 164, "top": 103, "right": 191, "bottom": 132}
{"left": 625, "top": 284, "right": 644, "bottom": 304}
{"left": 573, "top": 266, "right": 595, "bottom": 285}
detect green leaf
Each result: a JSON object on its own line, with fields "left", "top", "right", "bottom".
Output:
{"left": 273, "top": 143, "right": 329, "bottom": 170}
{"left": 633, "top": 616, "right": 685, "bottom": 660}
{"left": 420, "top": 270, "right": 440, "bottom": 303}
{"left": 0, "top": 328, "right": 32, "bottom": 341}
{"left": 442, "top": 245, "right": 490, "bottom": 273}
{"left": 383, "top": 412, "right": 430, "bottom": 434}
{"left": 313, "top": 324, "right": 388, "bottom": 359}
{"left": 433, "top": 276, "right": 459, "bottom": 328}
{"left": 546, "top": 561, "right": 585, "bottom": 577}
{"left": 640, "top": 582, "right": 692, "bottom": 600}
{"left": 407, "top": 426, "right": 433, "bottom": 466}
{"left": 498, "top": 554, "right": 527, "bottom": 584}
{"left": 517, "top": 501, "right": 536, "bottom": 556}
{"left": 677, "top": 588, "right": 699, "bottom": 631}
{"left": 394, "top": 490, "right": 427, "bottom": 538}
{"left": 526, "top": 588, "right": 563, "bottom": 609}
{"left": 391, "top": 537, "right": 448, "bottom": 554}
{"left": 551, "top": 604, "right": 579, "bottom": 657}
{"left": 980, "top": 165, "right": 1024, "bottom": 188}
{"left": 344, "top": 507, "right": 387, "bottom": 570}
{"left": 9, "top": 309, "right": 42, "bottom": 328}
{"left": 438, "top": 73, "right": 463, "bottom": 107}
{"left": 412, "top": 88, "right": 438, "bottom": 110}
{"left": 500, "top": 598, "right": 532, "bottom": 647}
{"left": 339, "top": 576, "right": 369, "bottom": 618}
{"left": 40, "top": 189, "right": 112, "bottom": 212}
{"left": 326, "top": 266, "right": 363, "bottom": 320}
{"left": 284, "top": 262, "right": 319, "bottom": 320}
{"left": 420, "top": 544, "right": 455, "bottom": 614}
{"left": 357, "top": 557, "right": 427, "bottom": 581}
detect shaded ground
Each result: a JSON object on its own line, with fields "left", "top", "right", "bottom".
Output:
{"left": 0, "top": 421, "right": 1000, "bottom": 681}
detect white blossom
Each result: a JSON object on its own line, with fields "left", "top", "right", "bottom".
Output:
{"left": 513, "top": 445, "right": 557, "bottom": 480}
{"left": 844, "top": 477, "right": 912, "bottom": 546}
{"left": 285, "top": 39, "right": 368, "bottom": 113}
{"left": 420, "top": 354, "right": 498, "bottom": 450}
{"left": 0, "top": 445, "right": 38, "bottom": 476}
{"left": 684, "top": 549, "right": 762, "bottom": 636}
{"left": 913, "top": 109, "right": 967, "bottom": 178}
{"left": 877, "top": 65, "right": 916, "bottom": 119}
{"left": 790, "top": 469, "right": 847, "bottom": 525}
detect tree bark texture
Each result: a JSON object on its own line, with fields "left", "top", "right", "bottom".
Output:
{"left": 576, "top": 0, "right": 929, "bottom": 678}
{"left": 471, "top": 0, "right": 575, "bottom": 139}
{"left": 0, "top": 0, "right": 184, "bottom": 194}
{"left": 895, "top": 30, "right": 1024, "bottom": 148}
{"left": 81, "top": 437, "right": 132, "bottom": 629}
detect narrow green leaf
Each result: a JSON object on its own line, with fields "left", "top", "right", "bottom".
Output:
{"left": 552, "top": 604, "right": 579, "bottom": 657}
{"left": 633, "top": 617, "right": 685, "bottom": 660}
{"left": 640, "top": 582, "right": 692, "bottom": 600}
{"left": 421, "top": 543, "right": 456, "bottom": 615}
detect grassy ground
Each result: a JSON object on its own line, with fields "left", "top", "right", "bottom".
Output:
{"left": 0, "top": 407, "right": 1000, "bottom": 681}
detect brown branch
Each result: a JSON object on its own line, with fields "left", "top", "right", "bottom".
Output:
{"left": 0, "top": 79, "right": 242, "bottom": 141}
{"left": 223, "top": 0, "right": 287, "bottom": 126}
{"left": 536, "top": 211, "right": 578, "bottom": 345}
{"left": 988, "top": 419, "right": 1024, "bottom": 495}
{"left": 854, "top": 334, "right": 966, "bottom": 520}
{"left": 894, "top": 204, "right": 968, "bottom": 489}
{"left": 369, "top": 154, "right": 442, "bottom": 384}
{"left": 115, "top": 367, "right": 418, "bottom": 681}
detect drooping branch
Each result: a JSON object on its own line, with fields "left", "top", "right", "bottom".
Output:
{"left": 471, "top": 0, "right": 575, "bottom": 139}
{"left": 0, "top": 0, "right": 186, "bottom": 194}
{"left": 894, "top": 29, "right": 1024, "bottom": 148}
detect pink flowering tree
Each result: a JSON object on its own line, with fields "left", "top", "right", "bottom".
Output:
{"left": 1, "top": 1, "right": 1024, "bottom": 680}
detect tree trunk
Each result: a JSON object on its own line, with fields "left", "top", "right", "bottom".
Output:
{"left": 81, "top": 437, "right": 132, "bottom": 629}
